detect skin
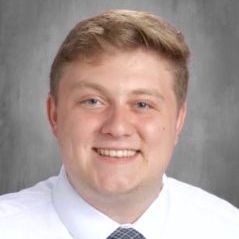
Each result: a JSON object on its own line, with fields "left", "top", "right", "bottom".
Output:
{"left": 47, "top": 48, "right": 186, "bottom": 223}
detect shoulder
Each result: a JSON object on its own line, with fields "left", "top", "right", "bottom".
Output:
{"left": 165, "top": 177, "right": 239, "bottom": 237}
{"left": 0, "top": 176, "right": 70, "bottom": 239}
{"left": 0, "top": 176, "right": 57, "bottom": 217}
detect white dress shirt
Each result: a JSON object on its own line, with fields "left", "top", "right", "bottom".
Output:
{"left": 0, "top": 167, "right": 239, "bottom": 239}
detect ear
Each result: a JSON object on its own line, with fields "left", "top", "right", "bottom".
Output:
{"left": 47, "top": 94, "right": 58, "bottom": 137}
{"left": 175, "top": 101, "right": 187, "bottom": 145}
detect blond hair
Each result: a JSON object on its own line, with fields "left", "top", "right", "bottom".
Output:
{"left": 50, "top": 9, "right": 190, "bottom": 107}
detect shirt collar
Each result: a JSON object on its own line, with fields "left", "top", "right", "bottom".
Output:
{"left": 52, "top": 168, "right": 169, "bottom": 239}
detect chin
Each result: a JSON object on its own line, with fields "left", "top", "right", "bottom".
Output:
{"left": 92, "top": 178, "right": 141, "bottom": 197}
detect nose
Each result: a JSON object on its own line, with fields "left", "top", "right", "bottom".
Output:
{"left": 100, "top": 106, "right": 134, "bottom": 138}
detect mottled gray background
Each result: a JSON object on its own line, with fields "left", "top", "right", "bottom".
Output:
{"left": 0, "top": 0, "right": 239, "bottom": 207}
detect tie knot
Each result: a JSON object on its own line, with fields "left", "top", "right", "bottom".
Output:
{"left": 107, "top": 227, "right": 146, "bottom": 239}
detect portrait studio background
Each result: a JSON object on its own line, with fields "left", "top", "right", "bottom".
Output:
{"left": 0, "top": 0, "right": 239, "bottom": 207}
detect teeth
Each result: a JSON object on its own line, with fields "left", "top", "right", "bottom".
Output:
{"left": 96, "top": 149, "right": 137, "bottom": 158}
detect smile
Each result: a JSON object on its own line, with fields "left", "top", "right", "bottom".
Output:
{"left": 95, "top": 148, "right": 138, "bottom": 158}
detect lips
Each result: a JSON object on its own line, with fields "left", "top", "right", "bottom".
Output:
{"left": 94, "top": 148, "right": 139, "bottom": 158}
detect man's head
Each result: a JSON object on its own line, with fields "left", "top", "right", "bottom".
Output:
{"left": 47, "top": 10, "right": 190, "bottom": 213}
{"left": 50, "top": 9, "right": 189, "bottom": 108}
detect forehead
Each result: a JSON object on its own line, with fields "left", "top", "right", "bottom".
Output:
{"left": 63, "top": 48, "right": 173, "bottom": 77}
{"left": 89, "top": 48, "right": 172, "bottom": 68}
{"left": 59, "top": 49, "right": 175, "bottom": 96}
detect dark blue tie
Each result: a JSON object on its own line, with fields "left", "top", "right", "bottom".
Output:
{"left": 107, "top": 227, "right": 146, "bottom": 239}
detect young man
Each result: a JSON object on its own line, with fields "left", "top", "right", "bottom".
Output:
{"left": 0, "top": 9, "right": 238, "bottom": 239}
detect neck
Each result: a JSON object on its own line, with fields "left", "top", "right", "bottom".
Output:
{"left": 77, "top": 182, "right": 162, "bottom": 224}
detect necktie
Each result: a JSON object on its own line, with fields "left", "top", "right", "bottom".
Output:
{"left": 107, "top": 227, "right": 146, "bottom": 239}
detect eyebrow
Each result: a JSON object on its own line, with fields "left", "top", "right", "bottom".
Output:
{"left": 130, "top": 89, "right": 164, "bottom": 101}
{"left": 70, "top": 81, "right": 109, "bottom": 94}
{"left": 70, "top": 81, "right": 164, "bottom": 101}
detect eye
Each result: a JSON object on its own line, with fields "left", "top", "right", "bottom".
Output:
{"left": 135, "top": 101, "right": 152, "bottom": 110}
{"left": 137, "top": 101, "right": 148, "bottom": 108}
{"left": 80, "top": 98, "right": 103, "bottom": 108}
{"left": 83, "top": 98, "right": 99, "bottom": 105}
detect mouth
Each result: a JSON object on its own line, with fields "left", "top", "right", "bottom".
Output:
{"left": 93, "top": 148, "right": 140, "bottom": 158}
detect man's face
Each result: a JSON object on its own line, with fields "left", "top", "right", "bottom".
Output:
{"left": 48, "top": 49, "right": 186, "bottom": 199}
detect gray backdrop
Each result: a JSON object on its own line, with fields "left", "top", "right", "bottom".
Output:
{"left": 0, "top": 0, "right": 239, "bottom": 207}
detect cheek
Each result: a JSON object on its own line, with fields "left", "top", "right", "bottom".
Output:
{"left": 141, "top": 115, "right": 178, "bottom": 151}
{"left": 140, "top": 117, "right": 166, "bottom": 142}
{"left": 142, "top": 118, "right": 177, "bottom": 172}
{"left": 58, "top": 110, "right": 98, "bottom": 134}
{"left": 57, "top": 112, "right": 97, "bottom": 165}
